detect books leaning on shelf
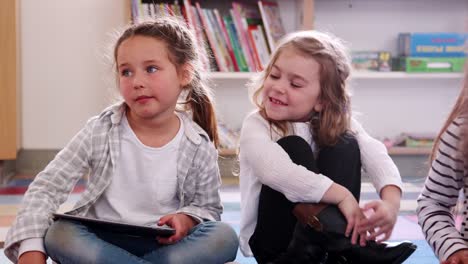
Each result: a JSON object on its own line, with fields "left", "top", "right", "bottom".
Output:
{"left": 258, "top": 0, "right": 286, "bottom": 52}
{"left": 131, "top": 0, "right": 275, "bottom": 73}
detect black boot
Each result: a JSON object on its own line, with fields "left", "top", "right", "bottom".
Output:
{"left": 310, "top": 206, "right": 417, "bottom": 264}
{"left": 340, "top": 240, "right": 417, "bottom": 264}
{"left": 269, "top": 223, "right": 329, "bottom": 264}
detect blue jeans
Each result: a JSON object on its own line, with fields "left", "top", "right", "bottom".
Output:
{"left": 44, "top": 219, "right": 239, "bottom": 264}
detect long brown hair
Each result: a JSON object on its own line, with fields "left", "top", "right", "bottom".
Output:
{"left": 113, "top": 17, "right": 219, "bottom": 147}
{"left": 431, "top": 68, "right": 468, "bottom": 163}
{"left": 249, "top": 31, "right": 352, "bottom": 147}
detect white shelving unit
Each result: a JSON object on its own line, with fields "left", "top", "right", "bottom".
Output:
{"left": 209, "top": 71, "right": 464, "bottom": 80}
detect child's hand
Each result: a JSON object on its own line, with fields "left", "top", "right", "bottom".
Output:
{"left": 358, "top": 200, "right": 398, "bottom": 242}
{"left": 337, "top": 194, "right": 367, "bottom": 246}
{"left": 442, "top": 249, "right": 468, "bottom": 264}
{"left": 18, "top": 251, "right": 46, "bottom": 264}
{"left": 156, "top": 213, "right": 198, "bottom": 245}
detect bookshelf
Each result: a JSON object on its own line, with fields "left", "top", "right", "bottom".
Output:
{"left": 129, "top": 0, "right": 466, "bottom": 164}
{"left": 0, "top": 0, "right": 19, "bottom": 160}
{"left": 209, "top": 71, "right": 464, "bottom": 80}
{"left": 387, "top": 147, "right": 431, "bottom": 156}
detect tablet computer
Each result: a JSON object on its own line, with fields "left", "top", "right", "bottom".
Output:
{"left": 53, "top": 213, "right": 175, "bottom": 237}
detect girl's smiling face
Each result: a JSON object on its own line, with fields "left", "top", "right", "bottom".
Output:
{"left": 117, "top": 35, "right": 190, "bottom": 122}
{"left": 262, "top": 48, "right": 323, "bottom": 122}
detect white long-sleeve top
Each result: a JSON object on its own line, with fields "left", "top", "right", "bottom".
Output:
{"left": 417, "top": 117, "right": 468, "bottom": 261}
{"left": 239, "top": 111, "right": 403, "bottom": 256}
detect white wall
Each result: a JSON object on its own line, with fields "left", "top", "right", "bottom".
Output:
{"left": 21, "top": 0, "right": 128, "bottom": 149}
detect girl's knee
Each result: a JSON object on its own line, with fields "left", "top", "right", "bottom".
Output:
{"left": 321, "top": 133, "right": 360, "bottom": 157}
{"left": 277, "top": 135, "right": 310, "bottom": 151}
{"left": 45, "top": 220, "right": 97, "bottom": 262}
{"left": 200, "top": 221, "right": 239, "bottom": 251}
{"left": 44, "top": 220, "right": 75, "bottom": 250}
{"left": 277, "top": 135, "right": 316, "bottom": 171}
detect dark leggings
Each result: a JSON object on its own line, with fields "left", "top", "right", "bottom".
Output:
{"left": 249, "top": 134, "right": 361, "bottom": 264}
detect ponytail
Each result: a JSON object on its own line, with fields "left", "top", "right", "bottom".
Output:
{"left": 186, "top": 72, "right": 219, "bottom": 148}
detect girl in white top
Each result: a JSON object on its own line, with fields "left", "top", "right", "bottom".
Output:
{"left": 239, "top": 30, "right": 412, "bottom": 263}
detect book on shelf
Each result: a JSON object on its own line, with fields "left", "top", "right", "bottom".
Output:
{"left": 248, "top": 24, "right": 270, "bottom": 70}
{"left": 258, "top": 0, "right": 286, "bottom": 53}
{"left": 196, "top": 3, "right": 230, "bottom": 72}
{"left": 182, "top": 0, "right": 213, "bottom": 71}
{"left": 131, "top": 1, "right": 184, "bottom": 23}
{"left": 223, "top": 15, "right": 250, "bottom": 72}
{"left": 213, "top": 9, "right": 240, "bottom": 72}
{"left": 405, "top": 57, "right": 466, "bottom": 73}
{"left": 398, "top": 32, "right": 468, "bottom": 58}
{"left": 352, "top": 51, "right": 392, "bottom": 72}
{"left": 231, "top": 2, "right": 259, "bottom": 72}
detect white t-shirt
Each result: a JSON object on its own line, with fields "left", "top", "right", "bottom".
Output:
{"left": 88, "top": 113, "right": 183, "bottom": 226}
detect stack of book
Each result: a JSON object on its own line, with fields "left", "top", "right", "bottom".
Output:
{"left": 351, "top": 51, "right": 392, "bottom": 72}
{"left": 398, "top": 32, "right": 467, "bottom": 73}
{"left": 130, "top": 0, "right": 287, "bottom": 73}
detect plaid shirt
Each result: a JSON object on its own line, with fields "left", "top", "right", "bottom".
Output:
{"left": 4, "top": 102, "right": 223, "bottom": 262}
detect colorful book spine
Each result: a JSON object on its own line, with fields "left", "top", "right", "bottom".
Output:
{"left": 195, "top": 3, "right": 227, "bottom": 71}
{"left": 205, "top": 9, "right": 235, "bottom": 71}
{"left": 398, "top": 32, "right": 468, "bottom": 57}
{"left": 224, "top": 15, "right": 249, "bottom": 72}
{"left": 214, "top": 9, "right": 240, "bottom": 72}
{"left": 231, "top": 3, "right": 257, "bottom": 71}
{"left": 251, "top": 25, "right": 270, "bottom": 69}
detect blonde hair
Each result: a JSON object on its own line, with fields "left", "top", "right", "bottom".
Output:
{"left": 113, "top": 17, "right": 219, "bottom": 147}
{"left": 431, "top": 68, "right": 468, "bottom": 163}
{"left": 249, "top": 30, "right": 352, "bottom": 147}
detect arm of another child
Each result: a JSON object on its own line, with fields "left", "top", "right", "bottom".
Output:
{"left": 417, "top": 119, "right": 468, "bottom": 262}
{"left": 359, "top": 185, "right": 401, "bottom": 242}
